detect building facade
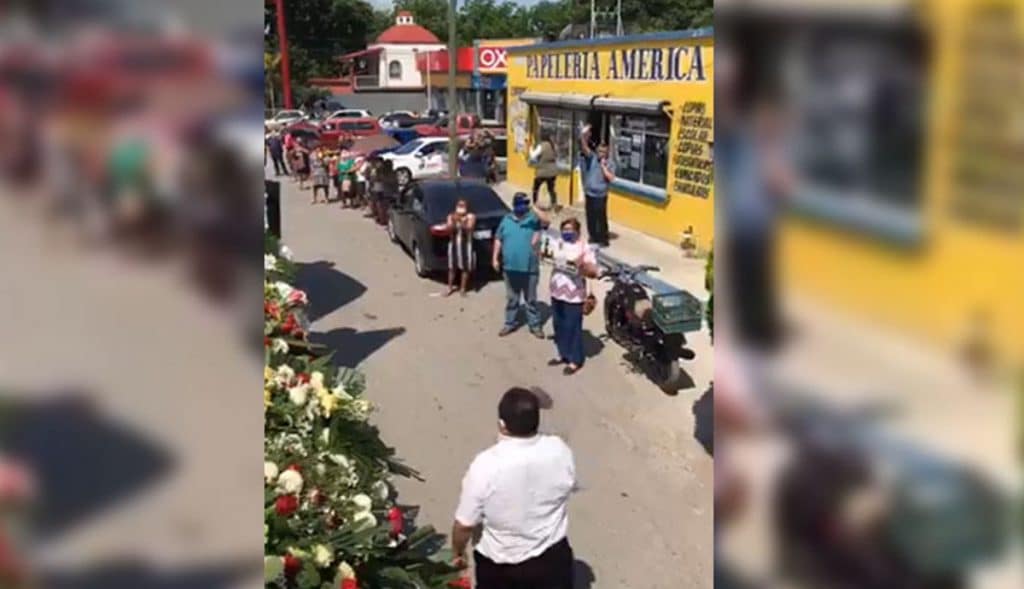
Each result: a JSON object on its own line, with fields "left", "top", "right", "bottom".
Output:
{"left": 505, "top": 29, "right": 714, "bottom": 250}
{"left": 329, "top": 12, "right": 444, "bottom": 93}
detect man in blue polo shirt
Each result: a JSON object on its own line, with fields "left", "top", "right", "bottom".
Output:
{"left": 493, "top": 193, "right": 550, "bottom": 337}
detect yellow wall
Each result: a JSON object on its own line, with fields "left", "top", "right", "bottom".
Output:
{"left": 505, "top": 32, "right": 714, "bottom": 250}
{"left": 778, "top": 0, "right": 1024, "bottom": 362}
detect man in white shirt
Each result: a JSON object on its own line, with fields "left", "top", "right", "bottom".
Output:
{"left": 452, "top": 387, "right": 577, "bottom": 589}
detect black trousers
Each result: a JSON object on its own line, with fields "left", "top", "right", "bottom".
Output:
{"left": 270, "top": 152, "right": 287, "bottom": 176}
{"left": 475, "top": 538, "right": 574, "bottom": 589}
{"left": 725, "top": 232, "right": 781, "bottom": 351}
{"left": 584, "top": 195, "right": 609, "bottom": 245}
{"left": 532, "top": 176, "right": 557, "bottom": 206}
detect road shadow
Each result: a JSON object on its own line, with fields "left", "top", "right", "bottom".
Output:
{"left": 293, "top": 260, "right": 367, "bottom": 323}
{"left": 42, "top": 558, "right": 258, "bottom": 589}
{"left": 534, "top": 301, "right": 553, "bottom": 329}
{"left": 573, "top": 559, "right": 597, "bottom": 589}
{"left": 309, "top": 326, "right": 407, "bottom": 369}
{"left": 0, "top": 393, "right": 175, "bottom": 541}
{"left": 692, "top": 384, "right": 713, "bottom": 456}
{"left": 582, "top": 330, "right": 604, "bottom": 359}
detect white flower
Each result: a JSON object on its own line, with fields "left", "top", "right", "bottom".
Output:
{"left": 352, "top": 510, "right": 377, "bottom": 530}
{"left": 274, "top": 281, "right": 294, "bottom": 300}
{"left": 264, "top": 254, "right": 277, "bottom": 271}
{"left": 312, "top": 544, "right": 333, "bottom": 568}
{"left": 319, "top": 428, "right": 330, "bottom": 445}
{"left": 288, "top": 384, "right": 309, "bottom": 406}
{"left": 280, "top": 245, "right": 294, "bottom": 261}
{"left": 274, "top": 364, "right": 295, "bottom": 385}
{"left": 350, "top": 398, "right": 372, "bottom": 420}
{"left": 310, "top": 371, "right": 326, "bottom": 391}
{"left": 263, "top": 461, "right": 279, "bottom": 484}
{"left": 276, "top": 468, "right": 304, "bottom": 494}
{"left": 351, "top": 493, "right": 372, "bottom": 512}
{"left": 264, "top": 556, "right": 284, "bottom": 582}
{"left": 329, "top": 453, "right": 351, "bottom": 469}
{"left": 271, "top": 338, "right": 289, "bottom": 354}
{"left": 372, "top": 480, "right": 389, "bottom": 502}
{"left": 336, "top": 561, "right": 356, "bottom": 581}
{"left": 315, "top": 462, "right": 326, "bottom": 476}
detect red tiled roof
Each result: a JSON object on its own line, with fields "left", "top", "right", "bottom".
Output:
{"left": 376, "top": 23, "right": 440, "bottom": 44}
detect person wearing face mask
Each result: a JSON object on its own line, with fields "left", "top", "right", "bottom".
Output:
{"left": 444, "top": 198, "right": 477, "bottom": 297}
{"left": 548, "top": 218, "right": 599, "bottom": 375}
{"left": 493, "top": 193, "right": 549, "bottom": 338}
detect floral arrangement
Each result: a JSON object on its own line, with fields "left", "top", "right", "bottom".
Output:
{"left": 0, "top": 454, "right": 34, "bottom": 587}
{"left": 264, "top": 234, "right": 461, "bottom": 589}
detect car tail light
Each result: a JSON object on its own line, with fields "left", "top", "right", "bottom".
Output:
{"left": 430, "top": 223, "right": 451, "bottom": 237}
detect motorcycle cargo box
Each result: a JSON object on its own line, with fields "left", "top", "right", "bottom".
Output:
{"left": 651, "top": 289, "right": 703, "bottom": 334}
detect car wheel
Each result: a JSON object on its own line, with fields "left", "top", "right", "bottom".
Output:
{"left": 413, "top": 243, "right": 428, "bottom": 277}
{"left": 387, "top": 216, "right": 398, "bottom": 243}
{"left": 396, "top": 168, "right": 412, "bottom": 187}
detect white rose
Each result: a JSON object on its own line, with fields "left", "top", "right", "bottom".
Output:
{"left": 312, "top": 543, "right": 333, "bottom": 568}
{"left": 336, "top": 561, "right": 356, "bottom": 581}
{"left": 264, "top": 461, "right": 279, "bottom": 484}
{"left": 274, "top": 281, "right": 293, "bottom": 300}
{"left": 264, "top": 254, "right": 277, "bottom": 271}
{"left": 264, "top": 556, "right": 284, "bottom": 582}
{"left": 288, "top": 384, "right": 309, "bottom": 406}
{"left": 280, "top": 245, "right": 294, "bottom": 261}
{"left": 352, "top": 510, "right": 377, "bottom": 530}
{"left": 372, "top": 480, "right": 389, "bottom": 502}
{"left": 271, "top": 338, "right": 289, "bottom": 354}
{"left": 351, "top": 493, "right": 372, "bottom": 512}
{"left": 276, "top": 469, "right": 304, "bottom": 495}
{"left": 316, "top": 462, "right": 326, "bottom": 476}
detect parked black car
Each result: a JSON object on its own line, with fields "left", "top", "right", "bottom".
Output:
{"left": 387, "top": 179, "right": 509, "bottom": 277}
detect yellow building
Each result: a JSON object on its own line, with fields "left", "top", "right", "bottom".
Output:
{"left": 723, "top": 0, "right": 1023, "bottom": 363}
{"left": 505, "top": 29, "right": 714, "bottom": 250}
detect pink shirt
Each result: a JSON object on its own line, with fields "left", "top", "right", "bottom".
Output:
{"left": 549, "top": 239, "right": 596, "bottom": 304}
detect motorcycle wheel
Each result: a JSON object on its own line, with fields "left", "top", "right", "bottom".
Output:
{"left": 654, "top": 359, "right": 684, "bottom": 394}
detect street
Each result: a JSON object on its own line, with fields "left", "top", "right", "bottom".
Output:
{"left": 274, "top": 175, "right": 714, "bottom": 589}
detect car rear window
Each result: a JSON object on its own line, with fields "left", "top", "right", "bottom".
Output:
{"left": 424, "top": 183, "right": 508, "bottom": 223}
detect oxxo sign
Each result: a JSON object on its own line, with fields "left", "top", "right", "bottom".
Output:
{"left": 525, "top": 45, "right": 707, "bottom": 82}
{"left": 478, "top": 47, "right": 508, "bottom": 72}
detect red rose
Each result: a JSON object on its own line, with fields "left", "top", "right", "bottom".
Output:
{"left": 281, "top": 313, "right": 298, "bottom": 335}
{"left": 283, "top": 554, "right": 302, "bottom": 578}
{"left": 341, "top": 578, "right": 358, "bottom": 589}
{"left": 265, "top": 301, "right": 281, "bottom": 319}
{"left": 297, "top": 373, "right": 310, "bottom": 384}
{"left": 286, "top": 463, "right": 301, "bottom": 472}
{"left": 264, "top": 336, "right": 271, "bottom": 347}
{"left": 387, "top": 507, "right": 403, "bottom": 536}
{"left": 275, "top": 494, "right": 299, "bottom": 517}
{"left": 447, "top": 577, "right": 471, "bottom": 589}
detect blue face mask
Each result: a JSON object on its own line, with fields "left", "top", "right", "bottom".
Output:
{"left": 561, "top": 231, "right": 577, "bottom": 243}
{"left": 513, "top": 204, "right": 530, "bottom": 217}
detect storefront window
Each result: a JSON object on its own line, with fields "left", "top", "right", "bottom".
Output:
{"left": 536, "top": 106, "right": 575, "bottom": 169}
{"left": 610, "top": 114, "right": 670, "bottom": 189}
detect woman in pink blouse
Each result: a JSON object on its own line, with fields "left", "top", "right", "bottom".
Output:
{"left": 548, "top": 217, "right": 600, "bottom": 375}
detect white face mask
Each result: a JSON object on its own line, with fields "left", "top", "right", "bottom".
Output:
{"left": 456, "top": 207, "right": 467, "bottom": 215}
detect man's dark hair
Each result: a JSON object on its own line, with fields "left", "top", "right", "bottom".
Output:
{"left": 498, "top": 387, "right": 540, "bottom": 436}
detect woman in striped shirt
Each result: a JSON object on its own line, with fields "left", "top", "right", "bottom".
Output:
{"left": 444, "top": 198, "right": 477, "bottom": 297}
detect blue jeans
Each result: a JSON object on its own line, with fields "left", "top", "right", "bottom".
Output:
{"left": 552, "top": 298, "right": 584, "bottom": 366}
{"left": 503, "top": 271, "right": 540, "bottom": 329}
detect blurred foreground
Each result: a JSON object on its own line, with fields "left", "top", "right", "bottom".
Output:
{"left": 0, "top": 2, "right": 263, "bottom": 588}
{"left": 715, "top": 1, "right": 1022, "bottom": 588}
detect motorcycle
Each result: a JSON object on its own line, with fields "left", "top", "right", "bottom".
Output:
{"left": 772, "top": 395, "right": 1009, "bottom": 589}
{"left": 601, "top": 262, "right": 700, "bottom": 392}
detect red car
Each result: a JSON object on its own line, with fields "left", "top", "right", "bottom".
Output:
{"left": 319, "top": 117, "right": 382, "bottom": 146}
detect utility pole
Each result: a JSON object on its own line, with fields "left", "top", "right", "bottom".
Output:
{"left": 590, "top": 0, "right": 595, "bottom": 39}
{"left": 617, "top": 0, "right": 623, "bottom": 36}
{"left": 274, "top": 0, "right": 293, "bottom": 109}
{"left": 447, "top": 0, "right": 458, "bottom": 178}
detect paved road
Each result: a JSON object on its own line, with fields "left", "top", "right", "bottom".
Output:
{"left": 275, "top": 176, "right": 714, "bottom": 589}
